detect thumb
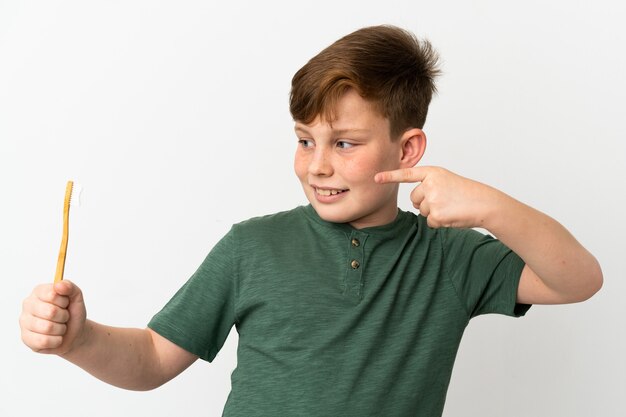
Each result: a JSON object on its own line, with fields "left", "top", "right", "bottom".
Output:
{"left": 53, "top": 280, "right": 83, "bottom": 301}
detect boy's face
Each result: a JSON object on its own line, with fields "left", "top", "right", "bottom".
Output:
{"left": 294, "top": 89, "right": 404, "bottom": 229}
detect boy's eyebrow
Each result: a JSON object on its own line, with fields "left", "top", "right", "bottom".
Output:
{"left": 294, "top": 124, "right": 371, "bottom": 136}
{"left": 332, "top": 127, "right": 370, "bottom": 136}
{"left": 294, "top": 125, "right": 309, "bottom": 135}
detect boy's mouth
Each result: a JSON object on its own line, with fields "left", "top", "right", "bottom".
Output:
{"left": 314, "top": 187, "right": 349, "bottom": 196}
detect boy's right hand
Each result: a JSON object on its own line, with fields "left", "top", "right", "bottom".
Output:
{"left": 19, "top": 280, "right": 87, "bottom": 356}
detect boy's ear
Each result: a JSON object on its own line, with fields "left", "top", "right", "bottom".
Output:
{"left": 399, "top": 128, "right": 427, "bottom": 168}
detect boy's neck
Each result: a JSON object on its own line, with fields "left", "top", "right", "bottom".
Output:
{"left": 347, "top": 206, "right": 401, "bottom": 230}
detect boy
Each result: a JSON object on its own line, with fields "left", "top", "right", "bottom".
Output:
{"left": 20, "top": 25, "right": 602, "bottom": 416}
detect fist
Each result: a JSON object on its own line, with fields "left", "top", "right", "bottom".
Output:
{"left": 19, "top": 280, "right": 87, "bottom": 355}
{"left": 375, "top": 166, "right": 502, "bottom": 229}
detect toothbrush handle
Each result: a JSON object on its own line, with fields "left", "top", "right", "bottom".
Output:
{"left": 54, "top": 181, "right": 73, "bottom": 283}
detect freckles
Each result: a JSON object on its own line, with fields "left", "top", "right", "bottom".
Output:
{"left": 343, "top": 155, "right": 369, "bottom": 171}
{"left": 355, "top": 154, "right": 386, "bottom": 170}
{"left": 293, "top": 152, "right": 308, "bottom": 175}
{"left": 345, "top": 161, "right": 380, "bottom": 184}
{"left": 294, "top": 162, "right": 306, "bottom": 180}
{"left": 343, "top": 161, "right": 366, "bottom": 180}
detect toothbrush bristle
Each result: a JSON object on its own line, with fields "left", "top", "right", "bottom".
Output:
{"left": 69, "top": 182, "right": 82, "bottom": 207}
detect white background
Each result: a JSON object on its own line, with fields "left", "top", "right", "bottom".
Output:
{"left": 2, "top": 1, "right": 625, "bottom": 416}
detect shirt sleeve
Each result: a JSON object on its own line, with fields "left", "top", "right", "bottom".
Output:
{"left": 148, "top": 228, "right": 237, "bottom": 362}
{"left": 440, "top": 227, "right": 531, "bottom": 319}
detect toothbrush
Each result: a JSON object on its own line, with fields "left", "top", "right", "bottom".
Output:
{"left": 54, "top": 181, "right": 74, "bottom": 283}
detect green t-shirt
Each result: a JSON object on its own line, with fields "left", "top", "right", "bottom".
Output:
{"left": 149, "top": 205, "right": 530, "bottom": 416}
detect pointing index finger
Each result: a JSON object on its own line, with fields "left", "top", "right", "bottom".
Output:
{"left": 375, "top": 167, "right": 428, "bottom": 184}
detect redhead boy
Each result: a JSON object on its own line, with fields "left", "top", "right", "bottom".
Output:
{"left": 20, "top": 25, "right": 602, "bottom": 416}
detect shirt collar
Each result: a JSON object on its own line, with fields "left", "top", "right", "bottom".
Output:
{"left": 300, "top": 204, "right": 415, "bottom": 239}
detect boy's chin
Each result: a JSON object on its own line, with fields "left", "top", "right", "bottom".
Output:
{"left": 310, "top": 204, "right": 359, "bottom": 225}
{"left": 318, "top": 212, "right": 352, "bottom": 224}
{"left": 308, "top": 197, "right": 399, "bottom": 228}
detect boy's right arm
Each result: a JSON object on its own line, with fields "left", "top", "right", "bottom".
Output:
{"left": 19, "top": 280, "right": 198, "bottom": 391}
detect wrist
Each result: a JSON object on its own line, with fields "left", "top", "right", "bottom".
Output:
{"left": 478, "top": 187, "right": 519, "bottom": 234}
{"left": 60, "top": 319, "right": 93, "bottom": 359}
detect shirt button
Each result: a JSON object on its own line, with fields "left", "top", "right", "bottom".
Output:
{"left": 351, "top": 260, "right": 360, "bottom": 269}
{"left": 351, "top": 238, "right": 360, "bottom": 247}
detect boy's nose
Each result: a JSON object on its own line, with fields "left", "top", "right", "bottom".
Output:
{"left": 308, "top": 148, "right": 333, "bottom": 176}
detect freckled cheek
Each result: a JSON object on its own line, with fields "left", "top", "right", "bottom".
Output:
{"left": 293, "top": 154, "right": 308, "bottom": 180}
{"left": 343, "top": 157, "right": 386, "bottom": 184}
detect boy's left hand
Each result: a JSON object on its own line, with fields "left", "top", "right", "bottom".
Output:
{"left": 375, "top": 166, "right": 503, "bottom": 229}
{"left": 376, "top": 166, "right": 604, "bottom": 304}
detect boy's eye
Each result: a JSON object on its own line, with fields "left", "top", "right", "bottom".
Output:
{"left": 298, "top": 139, "right": 314, "bottom": 148}
{"left": 337, "top": 141, "right": 354, "bottom": 149}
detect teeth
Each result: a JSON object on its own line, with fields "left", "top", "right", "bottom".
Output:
{"left": 315, "top": 188, "right": 345, "bottom": 196}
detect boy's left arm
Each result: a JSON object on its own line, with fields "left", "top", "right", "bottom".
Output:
{"left": 376, "top": 166, "right": 603, "bottom": 305}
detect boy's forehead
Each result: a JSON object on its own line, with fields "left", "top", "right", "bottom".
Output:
{"left": 294, "top": 90, "right": 389, "bottom": 135}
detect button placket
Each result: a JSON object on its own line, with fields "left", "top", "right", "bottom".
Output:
{"left": 344, "top": 231, "right": 367, "bottom": 300}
